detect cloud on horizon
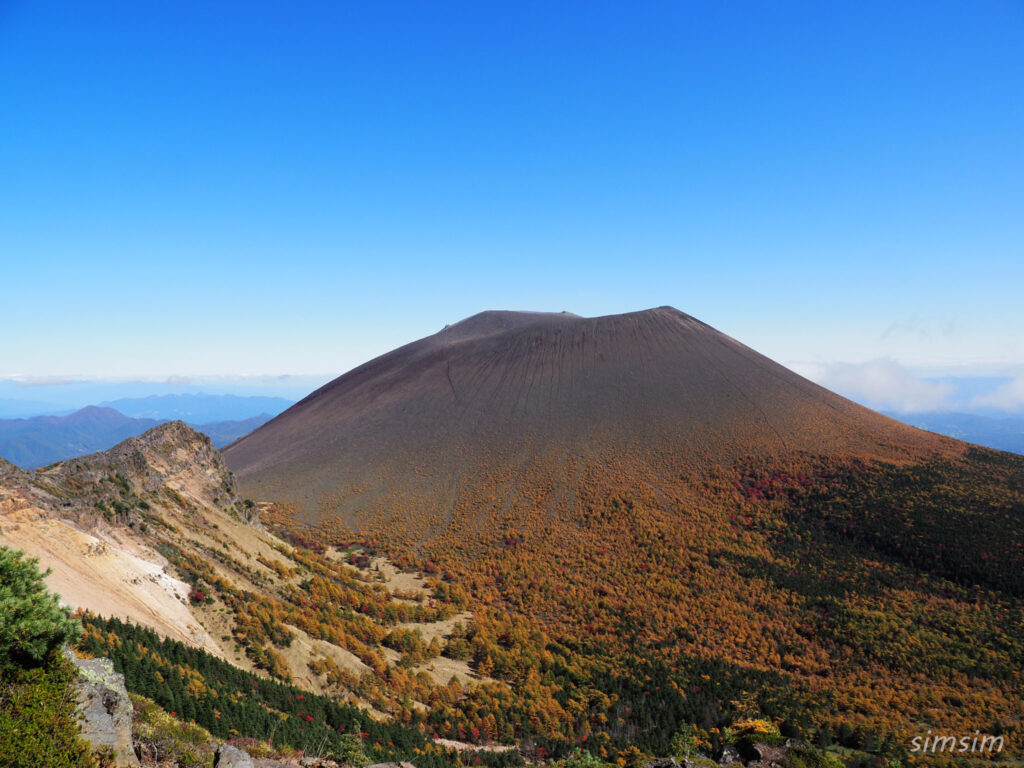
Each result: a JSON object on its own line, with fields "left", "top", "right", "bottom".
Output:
{"left": 11, "top": 376, "right": 74, "bottom": 388}
{"left": 792, "top": 359, "right": 957, "bottom": 414}
{"left": 971, "top": 376, "right": 1024, "bottom": 413}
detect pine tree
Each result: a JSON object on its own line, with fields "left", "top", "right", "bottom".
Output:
{"left": 0, "top": 546, "right": 81, "bottom": 670}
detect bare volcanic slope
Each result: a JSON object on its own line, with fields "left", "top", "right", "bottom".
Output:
{"left": 225, "top": 307, "right": 954, "bottom": 540}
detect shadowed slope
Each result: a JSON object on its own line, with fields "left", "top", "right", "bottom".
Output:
{"left": 225, "top": 307, "right": 954, "bottom": 538}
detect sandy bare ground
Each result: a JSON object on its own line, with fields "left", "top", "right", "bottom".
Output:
{"left": 326, "top": 549, "right": 432, "bottom": 595}
{"left": 393, "top": 611, "right": 482, "bottom": 686}
{"left": 370, "top": 555, "right": 432, "bottom": 595}
{"left": 413, "top": 655, "right": 478, "bottom": 686}
{"left": 432, "top": 737, "right": 517, "bottom": 753}
{"left": 347, "top": 560, "right": 481, "bottom": 686}
{"left": 191, "top": 600, "right": 261, "bottom": 675}
{"left": 397, "top": 610, "right": 471, "bottom": 643}
{"left": 326, "top": 551, "right": 484, "bottom": 688}
{"left": 279, "top": 624, "right": 388, "bottom": 719}
{"left": 282, "top": 623, "right": 371, "bottom": 684}
{"left": 0, "top": 494, "right": 224, "bottom": 656}
{"left": 158, "top": 481, "right": 300, "bottom": 595}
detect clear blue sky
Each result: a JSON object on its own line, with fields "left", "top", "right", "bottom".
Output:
{"left": 2, "top": 2, "right": 1022, "bottom": 402}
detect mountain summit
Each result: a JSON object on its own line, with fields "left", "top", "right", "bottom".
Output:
{"left": 221, "top": 308, "right": 1024, "bottom": 749}
{"left": 224, "top": 307, "right": 952, "bottom": 537}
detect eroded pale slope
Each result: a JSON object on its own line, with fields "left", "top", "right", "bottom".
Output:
{"left": 0, "top": 489, "right": 219, "bottom": 654}
{"left": 0, "top": 422, "right": 489, "bottom": 718}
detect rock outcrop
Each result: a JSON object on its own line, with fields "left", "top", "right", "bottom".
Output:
{"left": 70, "top": 654, "right": 139, "bottom": 767}
{"left": 717, "top": 745, "right": 742, "bottom": 766}
{"left": 745, "top": 742, "right": 787, "bottom": 764}
{"left": 215, "top": 743, "right": 256, "bottom": 767}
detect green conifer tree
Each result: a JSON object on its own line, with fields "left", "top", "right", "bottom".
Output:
{"left": 0, "top": 546, "right": 81, "bottom": 670}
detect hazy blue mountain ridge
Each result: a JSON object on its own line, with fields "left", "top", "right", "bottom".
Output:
{"left": 99, "top": 393, "right": 293, "bottom": 422}
{"left": 0, "top": 406, "right": 276, "bottom": 468}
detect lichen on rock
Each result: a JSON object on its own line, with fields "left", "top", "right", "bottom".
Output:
{"left": 70, "top": 653, "right": 139, "bottom": 767}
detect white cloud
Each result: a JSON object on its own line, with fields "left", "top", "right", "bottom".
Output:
{"left": 11, "top": 376, "right": 74, "bottom": 388}
{"left": 971, "top": 377, "right": 1024, "bottom": 412}
{"left": 791, "top": 359, "right": 956, "bottom": 413}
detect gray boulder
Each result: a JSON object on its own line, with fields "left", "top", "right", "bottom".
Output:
{"left": 646, "top": 759, "right": 716, "bottom": 768}
{"left": 749, "top": 742, "right": 787, "bottom": 764}
{"left": 644, "top": 760, "right": 680, "bottom": 768}
{"left": 70, "top": 654, "right": 139, "bottom": 768}
{"left": 717, "top": 746, "right": 742, "bottom": 766}
{"left": 216, "top": 744, "right": 256, "bottom": 767}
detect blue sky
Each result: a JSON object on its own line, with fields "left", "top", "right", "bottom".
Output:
{"left": 2, "top": 2, "right": 1022, "bottom": 410}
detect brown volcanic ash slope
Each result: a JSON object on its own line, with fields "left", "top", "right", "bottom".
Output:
{"left": 225, "top": 307, "right": 955, "bottom": 539}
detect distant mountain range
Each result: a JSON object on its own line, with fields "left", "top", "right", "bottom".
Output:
{"left": 3, "top": 387, "right": 1021, "bottom": 456}
{"left": 99, "top": 393, "right": 293, "bottom": 422}
{"left": 0, "top": 406, "right": 276, "bottom": 468}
